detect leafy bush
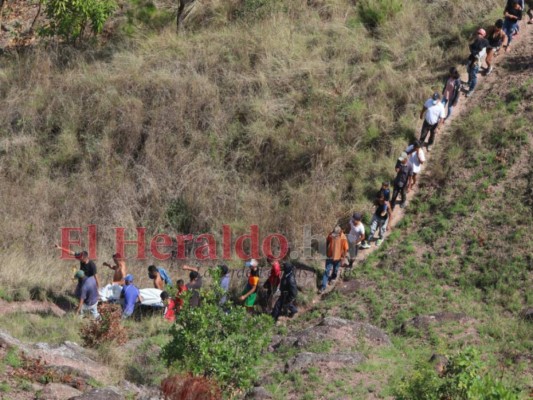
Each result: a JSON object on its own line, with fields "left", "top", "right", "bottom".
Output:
{"left": 357, "top": 0, "right": 402, "bottom": 30}
{"left": 395, "top": 348, "right": 519, "bottom": 400}
{"left": 161, "top": 278, "right": 273, "bottom": 391}
{"left": 166, "top": 198, "right": 194, "bottom": 234}
{"left": 40, "top": 0, "right": 117, "bottom": 42}
{"left": 80, "top": 303, "right": 128, "bottom": 348}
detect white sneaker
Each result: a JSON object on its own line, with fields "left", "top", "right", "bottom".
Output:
{"left": 487, "top": 66, "right": 493, "bottom": 75}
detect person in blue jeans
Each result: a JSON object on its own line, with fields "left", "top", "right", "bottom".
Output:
{"left": 442, "top": 67, "right": 461, "bottom": 120}
{"left": 319, "top": 225, "right": 349, "bottom": 293}
{"left": 503, "top": 0, "right": 523, "bottom": 51}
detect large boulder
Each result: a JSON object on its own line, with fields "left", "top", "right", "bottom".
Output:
{"left": 285, "top": 352, "right": 366, "bottom": 373}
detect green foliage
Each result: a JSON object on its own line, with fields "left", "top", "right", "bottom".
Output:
{"left": 357, "top": 0, "right": 402, "bottom": 30}
{"left": 4, "top": 348, "right": 22, "bottom": 368}
{"left": 40, "top": 0, "right": 117, "bottom": 42}
{"left": 161, "top": 278, "right": 274, "bottom": 391}
{"left": 166, "top": 198, "right": 194, "bottom": 234}
{"left": 395, "top": 348, "right": 519, "bottom": 400}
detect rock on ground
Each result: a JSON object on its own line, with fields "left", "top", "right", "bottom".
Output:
{"left": 0, "top": 330, "right": 112, "bottom": 384}
{"left": 40, "top": 383, "right": 83, "bottom": 400}
{"left": 245, "top": 386, "right": 273, "bottom": 399}
{"left": 68, "top": 387, "right": 124, "bottom": 400}
{"left": 270, "top": 316, "right": 391, "bottom": 351}
{"left": 400, "top": 312, "right": 470, "bottom": 332}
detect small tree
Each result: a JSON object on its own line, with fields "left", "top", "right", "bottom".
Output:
{"left": 40, "top": 0, "right": 116, "bottom": 42}
{"left": 161, "top": 272, "right": 273, "bottom": 391}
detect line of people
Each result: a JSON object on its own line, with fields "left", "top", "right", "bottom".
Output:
{"left": 318, "top": 6, "right": 529, "bottom": 292}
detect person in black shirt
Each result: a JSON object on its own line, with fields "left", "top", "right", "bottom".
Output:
{"left": 503, "top": 0, "right": 523, "bottom": 50}
{"left": 55, "top": 245, "right": 99, "bottom": 288}
{"left": 391, "top": 152, "right": 414, "bottom": 210}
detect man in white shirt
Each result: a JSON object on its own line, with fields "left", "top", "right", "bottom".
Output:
{"left": 347, "top": 212, "right": 365, "bottom": 267}
{"left": 405, "top": 140, "right": 426, "bottom": 190}
{"left": 419, "top": 92, "right": 446, "bottom": 152}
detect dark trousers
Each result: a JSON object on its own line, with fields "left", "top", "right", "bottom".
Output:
{"left": 391, "top": 184, "right": 407, "bottom": 209}
{"left": 272, "top": 294, "right": 297, "bottom": 321}
{"left": 420, "top": 120, "right": 438, "bottom": 146}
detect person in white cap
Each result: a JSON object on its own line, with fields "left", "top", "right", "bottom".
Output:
{"left": 419, "top": 92, "right": 446, "bottom": 152}
{"left": 391, "top": 152, "right": 414, "bottom": 210}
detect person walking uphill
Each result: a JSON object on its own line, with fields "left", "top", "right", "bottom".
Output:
{"left": 442, "top": 67, "right": 461, "bottom": 120}
{"left": 391, "top": 152, "right": 414, "bottom": 211}
{"left": 405, "top": 140, "right": 425, "bottom": 190}
{"left": 347, "top": 212, "right": 365, "bottom": 267}
{"left": 361, "top": 193, "right": 392, "bottom": 248}
{"left": 419, "top": 92, "right": 446, "bottom": 152}
{"left": 485, "top": 19, "right": 507, "bottom": 75}
{"left": 319, "top": 225, "right": 349, "bottom": 293}
{"left": 272, "top": 262, "right": 298, "bottom": 321}
{"left": 465, "top": 28, "right": 489, "bottom": 97}
{"left": 503, "top": 0, "right": 523, "bottom": 51}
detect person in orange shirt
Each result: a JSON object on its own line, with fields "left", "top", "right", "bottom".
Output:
{"left": 319, "top": 225, "right": 349, "bottom": 293}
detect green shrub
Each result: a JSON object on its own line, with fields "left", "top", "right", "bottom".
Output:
{"left": 161, "top": 278, "right": 274, "bottom": 391}
{"left": 40, "top": 0, "right": 117, "bottom": 42}
{"left": 166, "top": 198, "right": 194, "bottom": 234}
{"left": 357, "top": 0, "right": 402, "bottom": 30}
{"left": 395, "top": 348, "right": 519, "bottom": 400}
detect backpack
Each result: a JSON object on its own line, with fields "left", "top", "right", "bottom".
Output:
{"left": 157, "top": 267, "right": 173, "bottom": 286}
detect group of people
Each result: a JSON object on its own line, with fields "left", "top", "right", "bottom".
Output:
{"left": 55, "top": 244, "right": 298, "bottom": 322}
{"left": 465, "top": 0, "right": 531, "bottom": 96}
{"left": 56, "top": 8, "right": 529, "bottom": 321}
{"left": 318, "top": 7, "right": 530, "bottom": 292}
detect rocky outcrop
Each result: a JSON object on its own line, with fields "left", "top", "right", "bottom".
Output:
{"left": 0, "top": 330, "right": 111, "bottom": 384}
{"left": 285, "top": 352, "right": 366, "bottom": 372}
{"left": 40, "top": 383, "right": 83, "bottom": 400}
{"left": 270, "top": 316, "right": 391, "bottom": 351}
{"left": 520, "top": 307, "right": 533, "bottom": 322}
{"left": 68, "top": 387, "right": 124, "bottom": 400}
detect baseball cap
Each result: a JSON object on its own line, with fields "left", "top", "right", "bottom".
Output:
{"left": 398, "top": 151, "right": 408, "bottom": 162}
{"left": 432, "top": 92, "right": 441, "bottom": 104}
{"left": 245, "top": 259, "right": 258, "bottom": 268}
{"left": 74, "top": 270, "right": 85, "bottom": 279}
{"left": 125, "top": 274, "right": 134, "bottom": 283}
{"left": 352, "top": 212, "right": 362, "bottom": 221}
{"left": 74, "top": 251, "right": 88, "bottom": 260}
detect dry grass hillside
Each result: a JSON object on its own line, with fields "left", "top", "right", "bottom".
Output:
{"left": 0, "top": 0, "right": 506, "bottom": 264}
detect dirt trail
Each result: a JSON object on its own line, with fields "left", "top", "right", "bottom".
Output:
{"left": 307, "top": 20, "right": 533, "bottom": 304}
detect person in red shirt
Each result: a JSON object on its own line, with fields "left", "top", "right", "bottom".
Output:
{"left": 161, "top": 291, "right": 176, "bottom": 322}
{"left": 263, "top": 255, "right": 281, "bottom": 312}
{"left": 175, "top": 279, "right": 188, "bottom": 312}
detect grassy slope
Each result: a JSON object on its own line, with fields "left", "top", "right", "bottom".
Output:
{"left": 0, "top": 0, "right": 505, "bottom": 260}
{"left": 264, "top": 73, "right": 533, "bottom": 398}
